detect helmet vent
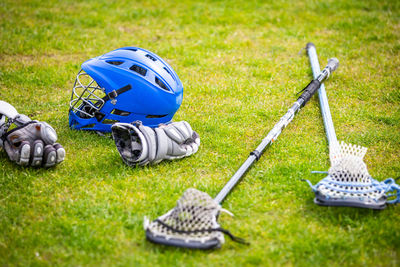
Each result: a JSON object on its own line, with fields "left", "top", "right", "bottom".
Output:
{"left": 163, "top": 67, "right": 173, "bottom": 77}
{"left": 81, "top": 124, "right": 96, "bottom": 129}
{"left": 102, "top": 119, "right": 119, "bottom": 124}
{"left": 145, "top": 54, "right": 157, "bottom": 61}
{"left": 146, "top": 114, "right": 168, "bottom": 119}
{"left": 106, "top": 60, "right": 124, "bottom": 66}
{"left": 155, "top": 77, "right": 169, "bottom": 91}
{"left": 124, "top": 48, "right": 138, "bottom": 52}
{"left": 130, "top": 65, "right": 147, "bottom": 76}
{"left": 111, "top": 109, "right": 131, "bottom": 116}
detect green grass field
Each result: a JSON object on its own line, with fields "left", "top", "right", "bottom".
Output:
{"left": 1, "top": 0, "right": 399, "bottom": 266}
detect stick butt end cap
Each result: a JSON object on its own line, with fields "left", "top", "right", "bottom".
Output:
{"left": 327, "top": 58, "right": 339, "bottom": 72}
{"left": 306, "top": 42, "right": 315, "bottom": 50}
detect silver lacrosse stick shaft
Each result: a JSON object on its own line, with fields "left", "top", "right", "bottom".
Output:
{"left": 214, "top": 57, "right": 339, "bottom": 203}
{"left": 306, "top": 43, "right": 338, "bottom": 145}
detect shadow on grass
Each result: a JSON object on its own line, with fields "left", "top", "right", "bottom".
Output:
{"left": 301, "top": 195, "right": 392, "bottom": 228}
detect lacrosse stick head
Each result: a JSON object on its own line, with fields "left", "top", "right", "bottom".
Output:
{"left": 144, "top": 188, "right": 228, "bottom": 249}
{"left": 309, "top": 141, "right": 388, "bottom": 209}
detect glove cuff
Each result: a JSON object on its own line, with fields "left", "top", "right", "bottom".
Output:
{"left": 111, "top": 123, "right": 150, "bottom": 165}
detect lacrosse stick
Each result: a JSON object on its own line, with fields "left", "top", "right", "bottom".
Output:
{"left": 305, "top": 42, "right": 400, "bottom": 209}
{"left": 144, "top": 58, "right": 339, "bottom": 249}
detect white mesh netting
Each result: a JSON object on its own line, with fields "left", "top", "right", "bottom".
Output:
{"left": 314, "top": 141, "right": 386, "bottom": 202}
{"left": 144, "top": 188, "right": 225, "bottom": 244}
{"left": 329, "top": 141, "right": 367, "bottom": 167}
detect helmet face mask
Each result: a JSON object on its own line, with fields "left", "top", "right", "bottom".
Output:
{"left": 70, "top": 70, "right": 106, "bottom": 120}
{"left": 69, "top": 47, "right": 183, "bottom": 132}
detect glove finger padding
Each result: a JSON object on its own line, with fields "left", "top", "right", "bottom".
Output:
{"left": 159, "top": 121, "right": 200, "bottom": 160}
{"left": 112, "top": 121, "right": 200, "bottom": 166}
{"left": 2, "top": 121, "right": 66, "bottom": 167}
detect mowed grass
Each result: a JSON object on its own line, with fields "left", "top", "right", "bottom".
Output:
{"left": 1, "top": 0, "right": 399, "bottom": 266}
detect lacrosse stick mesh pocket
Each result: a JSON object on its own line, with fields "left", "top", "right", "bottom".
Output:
{"left": 306, "top": 142, "right": 400, "bottom": 209}
{"left": 144, "top": 188, "right": 246, "bottom": 249}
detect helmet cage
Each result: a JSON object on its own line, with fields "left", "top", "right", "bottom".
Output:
{"left": 69, "top": 69, "right": 106, "bottom": 119}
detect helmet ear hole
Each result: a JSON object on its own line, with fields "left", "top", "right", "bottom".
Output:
{"left": 94, "top": 112, "right": 105, "bottom": 122}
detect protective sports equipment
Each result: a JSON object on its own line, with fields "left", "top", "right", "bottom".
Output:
{"left": 304, "top": 42, "right": 399, "bottom": 209}
{"left": 145, "top": 58, "right": 339, "bottom": 249}
{"left": 112, "top": 120, "right": 200, "bottom": 166}
{"left": 0, "top": 100, "right": 65, "bottom": 167}
{"left": 69, "top": 47, "right": 183, "bottom": 132}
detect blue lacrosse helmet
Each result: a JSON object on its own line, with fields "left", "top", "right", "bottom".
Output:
{"left": 69, "top": 47, "right": 183, "bottom": 132}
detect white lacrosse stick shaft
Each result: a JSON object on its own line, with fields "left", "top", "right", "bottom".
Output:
{"left": 306, "top": 43, "right": 338, "bottom": 146}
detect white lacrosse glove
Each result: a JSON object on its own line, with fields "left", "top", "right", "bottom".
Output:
{"left": 112, "top": 120, "right": 200, "bottom": 166}
{"left": 0, "top": 100, "right": 65, "bottom": 167}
